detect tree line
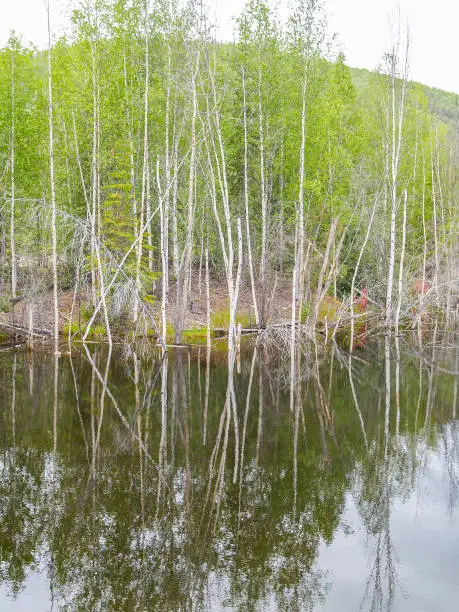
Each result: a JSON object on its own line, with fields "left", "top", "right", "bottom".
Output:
{"left": 0, "top": 0, "right": 457, "bottom": 351}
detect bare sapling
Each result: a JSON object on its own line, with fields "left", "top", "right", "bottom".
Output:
{"left": 206, "top": 246, "right": 211, "bottom": 350}
{"left": 395, "top": 189, "right": 407, "bottom": 335}
{"left": 312, "top": 218, "right": 338, "bottom": 329}
{"left": 134, "top": 0, "right": 151, "bottom": 331}
{"left": 258, "top": 68, "right": 268, "bottom": 328}
{"left": 242, "top": 67, "right": 259, "bottom": 327}
{"left": 203, "top": 57, "right": 243, "bottom": 353}
{"left": 295, "top": 71, "right": 308, "bottom": 330}
{"left": 384, "top": 27, "right": 409, "bottom": 330}
{"left": 157, "top": 160, "right": 168, "bottom": 344}
{"left": 10, "top": 44, "right": 16, "bottom": 299}
{"left": 47, "top": 1, "right": 60, "bottom": 355}
{"left": 431, "top": 132, "right": 440, "bottom": 309}
{"left": 174, "top": 49, "right": 199, "bottom": 344}
{"left": 350, "top": 195, "right": 378, "bottom": 353}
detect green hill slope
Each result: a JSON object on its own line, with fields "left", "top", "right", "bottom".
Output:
{"left": 350, "top": 66, "right": 459, "bottom": 128}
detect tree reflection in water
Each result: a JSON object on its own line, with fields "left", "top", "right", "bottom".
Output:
{"left": 0, "top": 335, "right": 457, "bottom": 610}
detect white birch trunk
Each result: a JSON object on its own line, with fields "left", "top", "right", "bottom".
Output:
{"left": 385, "top": 39, "right": 408, "bottom": 329}
{"left": 134, "top": 0, "right": 150, "bottom": 329}
{"left": 350, "top": 195, "right": 378, "bottom": 352}
{"left": 206, "top": 247, "right": 211, "bottom": 350}
{"left": 157, "top": 160, "right": 168, "bottom": 343}
{"left": 47, "top": 2, "right": 60, "bottom": 355}
{"left": 174, "top": 51, "right": 199, "bottom": 344}
{"left": 10, "top": 47, "right": 16, "bottom": 298}
{"left": 395, "top": 190, "right": 407, "bottom": 335}
{"left": 296, "top": 72, "right": 307, "bottom": 328}
{"left": 258, "top": 69, "right": 268, "bottom": 327}
{"left": 242, "top": 67, "right": 259, "bottom": 327}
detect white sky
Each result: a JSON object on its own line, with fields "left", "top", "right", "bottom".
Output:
{"left": 0, "top": 0, "right": 458, "bottom": 93}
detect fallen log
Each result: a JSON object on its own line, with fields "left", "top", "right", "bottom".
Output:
{"left": 0, "top": 342, "right": 26, "bottom": 352}
{"left": 0, "top": 322, "right": 52, "bottom": 338}
{"left": 211, "top": 327, "right": 260, "bottom": 334}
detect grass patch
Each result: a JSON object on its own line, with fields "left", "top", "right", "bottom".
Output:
{"left": 211, "top": 305, "right": 251, "bottom": 329}
{"left": 63, "top": 321, "right": 107, "bottom": 339}
{"left": 182, "top": 327, "right": 211, "bottom": 345}
{"left": 317, "top": 296, "right": 343, "bottom": 323}
{"left": 301, "top": 302, "right": 311, "bottom": 323}
{"left": 162, "top": 324, "right": 213, "bottom": 345}
{"left": 0, "top": 296, "right": 11, "bottom": 313}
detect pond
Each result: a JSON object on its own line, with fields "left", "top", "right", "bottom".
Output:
{"left": 0, "top": 335, "right": 458, "bottom": 611}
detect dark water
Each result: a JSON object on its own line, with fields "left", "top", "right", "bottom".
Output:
{"left": 0, "top": 337, "right": 458, "bottom": 611}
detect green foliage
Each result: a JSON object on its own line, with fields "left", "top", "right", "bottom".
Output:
{"left": 181, "top": 327, "right": 211, "bottom": 345}
{"left": 63, "top": 321, "right": 107, "bottom": 339}
{"left": 211, "top": 308, "right": 252, "bottom": 330}
{"left": 0, "top": 0, "right": 455, "bottom": 328}
{"left": 300, "top": 302, "right": 311, "bottom": 323}
{"left": 0, "top": 295, "right": 11, "bottom": 313}
{"left": 102, "top": 142, "right": 136, "bottom": 261}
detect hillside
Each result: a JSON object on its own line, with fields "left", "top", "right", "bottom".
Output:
{"left": 351, "top": 66, "right": 459, "bottom": 129}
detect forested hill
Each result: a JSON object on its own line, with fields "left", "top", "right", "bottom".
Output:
{"left": 0, "top": 0, "right": 457, "bottom": 347}
{"left": 351, "top": 66, "right": 459, "bottom": 128}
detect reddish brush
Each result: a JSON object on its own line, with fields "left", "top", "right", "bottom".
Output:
{"left": 412, "top": 279, "right": 431, "bottom": 296}
{"left": 354, "top": 288, "right": 368, "bottom": 312}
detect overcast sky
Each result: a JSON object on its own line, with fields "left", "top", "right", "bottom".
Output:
{"left": 0, "top": 0, "right": 457, "bottom": 93}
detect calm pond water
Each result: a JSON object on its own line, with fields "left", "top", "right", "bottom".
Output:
{"left": 0, "top": 336, "right": 458, "bottom": 611}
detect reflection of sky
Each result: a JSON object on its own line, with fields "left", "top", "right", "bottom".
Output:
{"left": 319, "top": 429, "right": 459, "bottom": 611}
{"left": 0, "top": 571, "right": 50, "bottom": 611}
{"left": 1, "top": 432, "right": 457, "bottom": 610}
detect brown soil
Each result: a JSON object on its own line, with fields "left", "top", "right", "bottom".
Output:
{"left": 0, "top": 291, "right": 82, "bottom": 334}
{"left": 0, "top": 271, "right": 295, "bottom": 336}
{"left": 160, "top": 270, "right": 293, "bottom": 330}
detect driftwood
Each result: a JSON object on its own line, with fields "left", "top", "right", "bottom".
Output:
{"left": 0, "top": 322, "right": 52, "bottom": 338}
{"left": 0, "top": 342, "right": 26, "bottom": 352}
{"left": 212, "top": 327, "right": 259, "bottom": 335}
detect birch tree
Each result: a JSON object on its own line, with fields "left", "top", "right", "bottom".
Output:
{"left": 383, "top": 28, "right": 409, "bottom": 329}
{"left": 47, "top": 1, "right": 60, "bottom": 354}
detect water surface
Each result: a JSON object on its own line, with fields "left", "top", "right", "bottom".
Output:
{"left": 0, "top": 337, "right": 458, "bottom": 610}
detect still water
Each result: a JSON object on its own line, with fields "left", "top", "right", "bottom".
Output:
{"left": 0, "top": 337, "right": 458, "bottom": 611}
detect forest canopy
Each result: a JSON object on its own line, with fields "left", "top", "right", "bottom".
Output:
{"left": 0, "top": 0, "right": 457, "bottom": 348}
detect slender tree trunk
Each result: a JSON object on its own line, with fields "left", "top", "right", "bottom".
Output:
{"left": 204, "top": 66, "right": 243, "bottom": 353}
{"left": 350, "top": 195, "right": 378, "bottom": 352}
{"left": 163, "top": 44, "right": 172, "bottom": 288}
{"left": 146, "top": 159, "right": 153, "bottom": 272}
{"left": 123, "top": 51, "right": 138, "bottom": 322}
{"left": 279, "top": 140, "right": 285, "bottom": 273}
{"left": 174, "top": 51, "right": 199, "bottom": 344}
{"left": 134, "top": 0, "right": 151, "bottom": 329}
{"left": 10, "top": 47, "right": 16, "bottom": 298}
{"left": 47, "top": 2, "right": 60, "bottom": 355}
{"left": 27, "top": 303, "right": 34, "bottom": 352}
{"left": 431, "top": 137, "right": 440, "bottom": 305}
{"left": 258, "top": 69, "right": 268, "bottom": 327}
{"left": 157, "top": 160, "right": 168, "bottom": 342}
{"left": 88, "top": 31, "right": 112, "bottom": 348}
{"left": 395, "top": 190, "right": 407, "bottom": 335}
{"left": 385, "top": 41, "right": 408, "bottom": 330}
{"left": 296, "top": 72, "right": 307, "bottom": 329}
{"left": 242, "top": 67, "right": 259, "bottom": 327}
{"left": 90, "top": 41, "right": 98, "bottom": 308}
{"left": 289, "top": 261, "right": 297, "bottom": 413}
{"left": 419, "top": 156, "right": 428, "bottom": 336}
{"left": 171, "top": 123, "right": 180, "bottom": 277}
{"left": 206, "top": 246, "right": 211, "bottom": 350}
{"left": 313, "top": 218, "right": 338, "bottom": 328}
